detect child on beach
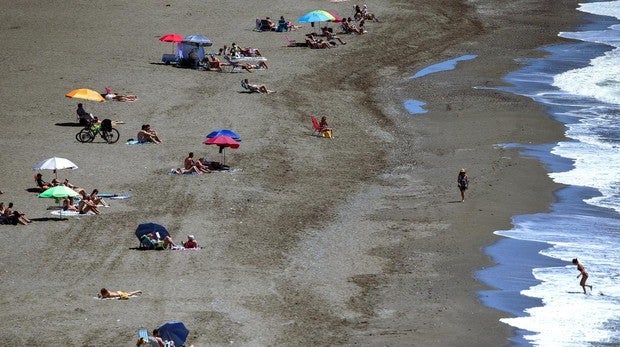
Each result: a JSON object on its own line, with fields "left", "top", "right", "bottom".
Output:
{"left": 572, "top": 258, "right": 593, "bottom": 294}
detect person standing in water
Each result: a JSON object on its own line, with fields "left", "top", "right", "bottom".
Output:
{"left": 572, "top": 258, "right": 593, "bottom": 294}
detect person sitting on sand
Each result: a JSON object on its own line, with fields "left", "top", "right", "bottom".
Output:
{"left": 103, "top": 87, "right": 138, "bottom": 102}
{"left": 321, "top": 27, "right": 347, "bottom": 45}
{"left": 4, "top": 202, "right": 32, "bottom": 225}
{"left": 239, "top": 46, "right": 262, "bottom": 57}
{"left": 344, "top": 17, "right": 364, "bottom": 34}
{"left": 185, "top": 152, "right": 210, "bottom": 173}
{"left": 142, "top": 232, "right": 177, "bottom": 250}
{"left": 98, "top": 288, "right": 142, "bottom": 300}
{"left": 305, "top": 34, "right": 333, "bottom": 49}
{"left": 90, "top": 189, "right": 109, "bottom": 207}
{"left": 62, "top": 197, "right": 79, "bottom": 212}
{"left": 76, "top": 103, "right": 95, "bottom": 126}
{"left": 243, "top": 79, "right": 275, "bottom": 94}
{"left": 183, "top": 235, "right": 199, "bottom": 249}
{"left": 77, "top": 189, "right": 100, "bottom": 215}
{"left": 137, "top": 124, "right": 161, "bottom": 144}
{"left": 35, "top": 173, "right": 52, "bottom": 191}
{"left": 206, "top": 54, "right": 230, "bottom": 72}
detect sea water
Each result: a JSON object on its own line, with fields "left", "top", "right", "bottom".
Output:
{"left": 476, "top": 1, "right": 620, "bottom": 346}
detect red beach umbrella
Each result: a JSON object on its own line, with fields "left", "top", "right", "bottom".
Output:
{"left": 203, "top": 135, "right": 240, "bottom": 148}
{"left": 203, "top": 136, "right": 240, "bottom": 165}
{"left": 159, "top": 33, "right": 183, "bottom": 54}
{"left": 158, "top": 33, "right": 184, "bottom": 42}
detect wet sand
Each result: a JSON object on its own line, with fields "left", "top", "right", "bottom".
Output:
{"left": 0, "top": 0, "right": 579, "bottom": 345}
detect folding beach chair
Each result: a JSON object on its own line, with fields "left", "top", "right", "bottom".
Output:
{"left": 311, "top": 116, "right": 322, "bottom": 136}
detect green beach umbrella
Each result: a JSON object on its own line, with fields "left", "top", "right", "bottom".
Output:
{"left": 38, "top": 185, "right": 79, "bottom": 199}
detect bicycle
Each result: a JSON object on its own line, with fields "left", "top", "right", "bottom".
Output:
{"left": 76, "top": 119, "right": 120, "bottom": 144}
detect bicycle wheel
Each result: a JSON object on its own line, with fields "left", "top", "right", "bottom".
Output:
{"left": 76, "top": 129, "right": 94, "bottom": 143}
{"left": 103, "top": 128, "right": 120, "bottom": 144}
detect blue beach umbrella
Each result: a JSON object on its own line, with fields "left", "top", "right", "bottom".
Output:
{"left": 158, "top": 321, "right": 189, "bottom": 347}
{"left": 182, "top": 34, "right": 213, "bottom": 47}
{"left": 206, "top": 129, "right": 241, "bottom": 141}
{"left": 135, "top": 222, "right": 170, "bottom": 241}
{"left": 298, "top": 10, "right": 336, "bottom": 23}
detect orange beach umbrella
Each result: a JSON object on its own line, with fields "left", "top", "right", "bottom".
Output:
{"left": 65, "top": 88, "right": 106, "bottom": 102}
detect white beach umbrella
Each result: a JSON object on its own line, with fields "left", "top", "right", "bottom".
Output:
{"left": 33, "top": 157, "right": 78, "bottom": 179}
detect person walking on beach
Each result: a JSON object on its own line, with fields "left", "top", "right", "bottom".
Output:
{"left": 457, "top": 168, "right": 469, "bottom": 202}
{"left": 572, "top": 258, "right": 593, "bottom": 294}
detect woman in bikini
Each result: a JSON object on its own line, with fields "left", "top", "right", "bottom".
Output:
{"left": 572, "top": 258, "right": 593, "bottom": 294}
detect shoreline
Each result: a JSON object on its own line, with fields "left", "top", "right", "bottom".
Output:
{"left": 0, "top": 0, "right": 582, "bottom": 345}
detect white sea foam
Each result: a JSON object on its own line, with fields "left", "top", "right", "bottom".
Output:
{"left": 484, "top": 2, "right": 620, "bottom": 345}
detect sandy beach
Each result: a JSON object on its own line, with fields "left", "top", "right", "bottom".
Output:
{"left": 0, "top": 0, "right": 580, "bottom": 345}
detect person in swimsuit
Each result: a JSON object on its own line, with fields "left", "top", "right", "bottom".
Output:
{"left": 572, "top": 258, "right": 593, "bottom": 294}
{"left": 99, "top": 288, "right": 142, "bottom": 300}
{"left": 457, "top": 169, "right": 469, "bottom": 202}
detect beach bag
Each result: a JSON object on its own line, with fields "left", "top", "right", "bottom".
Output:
{"left": 322, "top": 129, "right": 333, "bottom": 138}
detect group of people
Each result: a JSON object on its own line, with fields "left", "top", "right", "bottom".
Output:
{"left": 0, "top": 202, "right": 31, "bottom": 225}
{"left": 173, "top": 152, "right": 230, "bottom": 174}
{"left": 353, "top": 4, "right": 380, "bottom": 22}
{"left": 141, "top": 233, "right": 199, "bottom": 250}
{"left": 257, "top": 16, "right": 301, "bottom": 32}
{"left": 61, "top": 188, "right": 108, "bottom": 215}
{"left": 35, "top": 172, "right": 78, "bottom": 192}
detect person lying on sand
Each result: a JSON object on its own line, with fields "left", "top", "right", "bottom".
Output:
{"left": 98, "top": 288, "right": 142, "bottom": 300}
{"left": 103, "top": 87, "right": 138, "bottom": 102}
{"left": 243, "top": 79, "right": 275, "bottom": 94}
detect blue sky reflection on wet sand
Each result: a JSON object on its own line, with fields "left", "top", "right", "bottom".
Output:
{"left": 405, "top": 55, "right": 477, "bottom": 115}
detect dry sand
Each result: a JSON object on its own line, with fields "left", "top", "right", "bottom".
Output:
{"left": 0, "top": 0, "right": 579, "bottom": 345}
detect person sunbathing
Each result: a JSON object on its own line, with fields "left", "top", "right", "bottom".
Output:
{"left": 344, "top": 18, "right": 365, "bottom": 34}
{"left": 4, "top": 202, "right": 31, "bottom": 225}
{"left": 62, "top": 197, "right": 79, "bottom": 212}
{"left": 103, "top": 87, "right": 138, "bottom": 102}
{"left": 185, "top": 152, "right": 210, "bottom": 173}
{"left": 35, "top": 173, "right": 52, "bottom": 191}
{"left": 243, "top": 79, "right": 275, "bottom": 94}
{"left": 183, "top": 235, "right": 199, "bottom": 249}
{"left": 98, "top": 288, "right": 142, "bottom": 300}
{"left": 143, "top": 232, "right": 176, "bottom": 249}
{"left": 206, "top": 54, "right": 230, "bottom": 72}
{"left": 321, "top": 27, "right": 347, "bottom": 45}
{"left": 90, "top": 189, "right": 109, "bottom": 207}
{"left": 77, "top": 189, "right": 100, "bottom": 215}
{"left": 305, "top": 35, "right": 332, "bottom": 49}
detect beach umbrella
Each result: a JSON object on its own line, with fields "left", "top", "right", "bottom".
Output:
{"left": 159, "top": 33, "right": 183, "bottom": 54}
{"left": 37, "top": 185, "right": 79, "bottom": 199}
{"left": 206, "top": 129, "right": 241, "bottom": 141}
{"left": 182, "top": 34, "right": 213, "bottom": 47}
{"left": 65, "top": 88, "right": 106, "bottom": 102}
{"left": 33, "top": 157, "right": 78, "bottom": 179}
{"left": 159, "top": 33, "right": 184, "bottom": 43}
{"left": 298, "top": 10, "right": 336, "bottom": 23}
{"left": 327, "top": 12, "right": 343, "bottom": 22}
{"left": 203, "top": 135, "right": 239, "bottom": 165}
{"left": 135, "top": 222, "right": 170, "bottom": 240}
{"left": 158, "top": 321, "right": 189, "bottom": 347}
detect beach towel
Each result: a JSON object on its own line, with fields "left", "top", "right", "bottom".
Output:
{"left": 127, "top": 140, "right": 150, "bottom": 145}
{"left": 50, "top": 210, "right": 95, "bottom": 217}
{"left": 99, "top": 193, "right": 132, "bottom": 200}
